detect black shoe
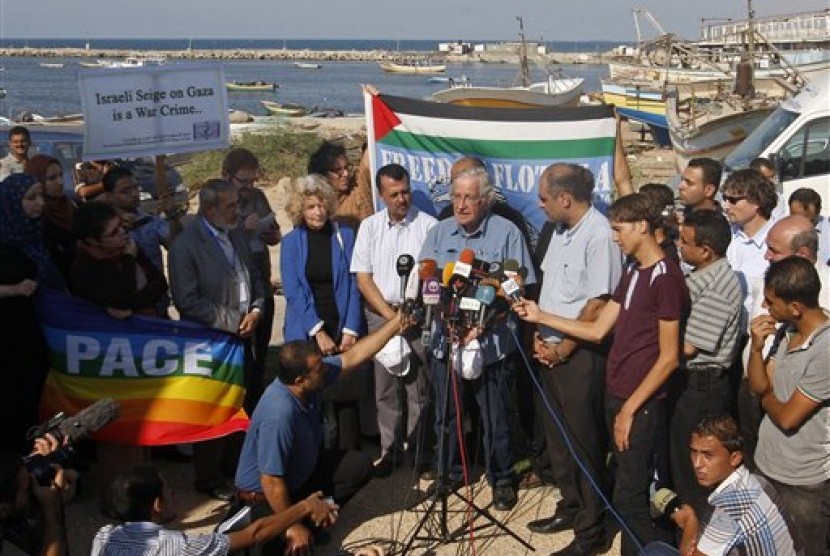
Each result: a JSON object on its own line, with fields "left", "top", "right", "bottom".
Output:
{"left": 527, "top": 513, "right": 575, "bottom": 534}
{"left": 550, "top": 536, "right": 608, "bottom": 556}
{"left": 194, "top": 480, "right": 234, "bottom": 501}
{"left": 492, "top": 484, "right": 517, "bottom": 511}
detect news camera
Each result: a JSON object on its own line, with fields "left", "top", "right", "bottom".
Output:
{"left": 22, "top": 398, "right": 120, "bottom": 486}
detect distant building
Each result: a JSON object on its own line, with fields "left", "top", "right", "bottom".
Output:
{"left": 438, "top": 41, "right": 472, "bottom": 54}
{"left": 698, "top": 9, "right": 830, "bottom": 50}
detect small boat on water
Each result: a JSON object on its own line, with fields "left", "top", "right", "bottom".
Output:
{"left": 431, "top": 18, "right": 582, "bottom": 109}
{"left": 79, "top": 60, "right": 106, "bottom": 68}
{"left": 95, "top": 56, "right": 167, "bottom": 69}
{"left": 428, "top": 75, "right": 469, "bottom": 84}
{"left": 379, "top": 58, "right": 447, "bottom": 74}
{"left": 39, "top": 62, "right": 64, "bottom": 69}
{"left": 226, "top": 81, "right": 279, "bottom": 92}
{"left": 432, "top": 76, "right": 584, "bottom": 108}
{"left": 294, "top": 62, "right": 322, "bottom": 69}
{"left": 261, "top": 100, "right": 308, "bottom": 117}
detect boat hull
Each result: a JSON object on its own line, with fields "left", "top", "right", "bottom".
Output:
{"left": 380, "top": 62, "right": 446, "bottom": 74}
{"left": 226, "top": 82, "right": 278, "bottom": 92}
{"left": 600, "top": 81, "right": 670, "bottom": 144}
{"left": 432, "top": 78, "right": 583, "bottom": 108}
{"left": 667, "top": 96, "right": 776, "bottom": 168}
{"left": 261, "top": 100, "right": 307, "bottom": 117}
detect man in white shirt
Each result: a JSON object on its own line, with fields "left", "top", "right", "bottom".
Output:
{"left": 0, "top": 126, "right": 30, "bottom": 180}
{"left": 350, "top": 163, "right": 436, "bottom": 477}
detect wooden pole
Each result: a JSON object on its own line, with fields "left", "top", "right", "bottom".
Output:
{"left": 154, "top": 154, "right": 171, "bottom": 216}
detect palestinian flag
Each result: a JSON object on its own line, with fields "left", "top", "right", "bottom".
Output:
{"left": 37, "top": 290, "right": 248, "bottom": 446}
{"left": 365, "top": 93, "right": 617, "bottom": 238}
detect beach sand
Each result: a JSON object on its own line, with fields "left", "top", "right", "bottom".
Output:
{"left": 58, "top": 115, "right": 680, "bottom": 555}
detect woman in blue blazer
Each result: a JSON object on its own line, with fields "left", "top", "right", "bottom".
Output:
{"left": 280, "top": 175, "right": 365, "bottom": 354}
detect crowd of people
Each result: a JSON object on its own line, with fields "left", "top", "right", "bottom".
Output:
{"left": 0, "top": 119, "right": 828, "bottom": 556}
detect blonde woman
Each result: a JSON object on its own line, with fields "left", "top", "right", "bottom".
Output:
{"left": 280, "top": 175, "right": 364, "bottom": 354}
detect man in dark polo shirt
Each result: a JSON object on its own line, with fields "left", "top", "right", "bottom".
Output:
{"left": 513, "top": 193, "right": 690, "bottom": 556}
{"left": 234, "top": 312, "right": 407, "bottom": 556}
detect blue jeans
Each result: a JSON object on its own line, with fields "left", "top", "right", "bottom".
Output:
{"left": 432, "top": 355, "right": 514, "bottom": 486}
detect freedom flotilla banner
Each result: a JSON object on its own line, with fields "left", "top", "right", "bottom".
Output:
{"left": 365, "top": 92, "right": 617, "bottom": 242}
{"left": 37, "top": 290, "right": 248, "bottom": 446}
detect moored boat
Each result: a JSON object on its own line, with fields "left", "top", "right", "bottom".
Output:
{"left": 261, "top": 100, "right": 308, "bottom": 117}
{"left": 39, "top": 62, "right": 64, "bottom": 69}
{"left": 379, "top": 59, "right": 447, "bottom": 74}
{"left": 294, "top": 62, "right": 322, "bottom": 69}
{"left": 432, "top": 76, "right": 584, "bottom": 108}
{"left": 226, "top": 81, "right": 279, "bottom": 92}
{"left": 666, "top": 77, "right": 793, "bottom": 168}
{"left": 600, "top": 80, "right": 670, "bottom": 145}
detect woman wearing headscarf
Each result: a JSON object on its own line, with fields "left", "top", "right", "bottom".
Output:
{"left": 25, "top": 154, "right": 76, "bottom": 277}
{"left": 0, "top": 173, "right": 58, "bottom": 454}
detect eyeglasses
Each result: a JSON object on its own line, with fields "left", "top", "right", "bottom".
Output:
{"left": 722, "top": 195, "right": 747, "bottom": 204}
{"left": 231, "top": 174, "right": 258, "bottom": 187}
{"left": 452, "top": 194, "right": 482, "bottom": 206}
{"left": 327, "top": 165, "right": 350, "bottom": 176}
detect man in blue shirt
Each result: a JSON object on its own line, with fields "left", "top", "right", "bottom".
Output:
{"left": 418, "top": 165, "right": 536, "bottom": 511}
{"left": 235, "top": 313, "right": 407, "bottom": 555}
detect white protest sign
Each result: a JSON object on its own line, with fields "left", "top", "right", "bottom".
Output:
{"left": 78, "top": 63, "right": 230, "bottom": 159}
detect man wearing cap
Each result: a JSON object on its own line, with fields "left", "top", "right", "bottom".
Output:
{"left": 418, "top": 164, "right": 536, "bottom": 511}
{"left": 526, "top": 163, "right": 622, "bottom": 554}
{"left": 351, "top": 163, "right": 436, "bottom": 478}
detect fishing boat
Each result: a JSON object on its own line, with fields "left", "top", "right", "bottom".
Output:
{"left": 98, "top": 55, "right": 167, "bottom": 69}
{"left": 79, "top": 60, "right": 106, "bottom": 68}
{"left": 379, "top": 58, "right": 447, "bottom": 74}
{"left": 39, "top": 62, "right": 65, "bottom": 69}
{"left": 427, "top": 74, "right": 470, "bottom": 84}
{"left": 600, "top": 80, "right": 671, "bottom": 145}
{"left": 226, "top": 81, "right": 279, "bottom": 92}
{"left": 432, "top": 76, "right": 584, "bottom": 108}
{"left": 261, "top": 100, "right": 308, "bottom": 117}
{"left": 431, "top": 17, "right": 583, "bottom": 108}
{"left": 294, "top": 62, "right": 322, "bottom": 69}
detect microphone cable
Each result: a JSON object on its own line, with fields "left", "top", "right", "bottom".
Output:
{"left": 508, "top": 326, "right": 645, "bottom": 554}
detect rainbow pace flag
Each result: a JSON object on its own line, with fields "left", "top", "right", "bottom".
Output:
{"left": 37, "top": 289, "right": 249, "bottom": 446}
{"left": 365, "top": 92, "right": 617, "bottom": 243}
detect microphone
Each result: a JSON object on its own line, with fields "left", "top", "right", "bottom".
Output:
{"left": 503, "top": 259, "right": 520, "bottom": 278}
{"left": 403, "top": 265, "right": 420, "bottom": 313}
{"left": 501, "top": 276, "right": 522, "bottom": 302}
{"left": 421, "top": 277, "right": 441, "bottom": 342}
{"left": 396, "top": 254, "right": 415, "bottom": 301}
{"left": 418, "top": 258, "right": 437, "bottom": 281}
{"left": 487, "top": 261, "right": 504, "bottom": 281}
{"left": 453, "top": 249, "right": 475, "bottom": 279}
{"left": 651, "top": 488, "right": 683, "bottom": 519}
{"left": 474, "top": 284, "right": 496, "bottom": 328}
{"left": 441, "top": 262, "right": 456, "bottom": 287}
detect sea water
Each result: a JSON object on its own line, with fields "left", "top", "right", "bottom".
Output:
{"left": 0, "top": 39, "right": 618, "bottom": 118}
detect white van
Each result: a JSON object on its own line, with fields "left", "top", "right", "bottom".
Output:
{"left": 723, "top": 71, "right": 830, "bottom": 215}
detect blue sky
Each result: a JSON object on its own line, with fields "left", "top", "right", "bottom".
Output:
{"left": 5, "top": 0, "right": 827, "bottom": 42}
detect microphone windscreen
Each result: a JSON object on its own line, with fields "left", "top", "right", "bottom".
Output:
{"left": 442, "top": 263, "right": 455, "bottom": 286}
{"left": 404, "top": 268, "right": 420, "bottom": 301}
{"left": 651, "top": 488, "right": 681, "bottom": 518}
{"left": 57, "top": 398, "right": 121, "bottom": 443}
{"left": 422, "top": 278, "right": 441, "bottom": 305}
{"left": 458, "top": 249, "right": 475, "bottom": 265}
{"left": 475, "top": 285, "right": 497, "bottom": 305}
{"left": 418, "top": 259, "right": 437, "bottom": 280}
{"left": 503, "top": 259, "right": 520, "bottom": 276}
{"left": 396, "top": 254, "right": 415, "bottom": 278}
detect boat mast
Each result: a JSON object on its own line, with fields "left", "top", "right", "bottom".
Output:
{"left": 516, "top": 16, "right": 531, "bottom": 87}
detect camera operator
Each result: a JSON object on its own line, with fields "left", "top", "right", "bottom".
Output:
{"left": 1, "top": 433, "right": 72, "bottom": 556}
{"left": 644, "top": 414, "right": 801, "bottom": 555}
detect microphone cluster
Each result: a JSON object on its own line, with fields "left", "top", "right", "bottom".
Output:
{"left": 393, "top": 250, "right": 529, "bottom": 342}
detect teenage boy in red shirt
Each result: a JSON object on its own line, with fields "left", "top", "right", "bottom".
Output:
{"left": 514, "top": 193, "right": 690, "bottom": 556}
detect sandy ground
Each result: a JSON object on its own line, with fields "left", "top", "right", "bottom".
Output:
{"left": 57, "top": 118, "right": 682, "bottom": 555}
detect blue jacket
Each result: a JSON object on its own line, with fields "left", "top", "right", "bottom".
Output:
{"left": 280, "top": 222, "right": 365, "bottom": 342}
